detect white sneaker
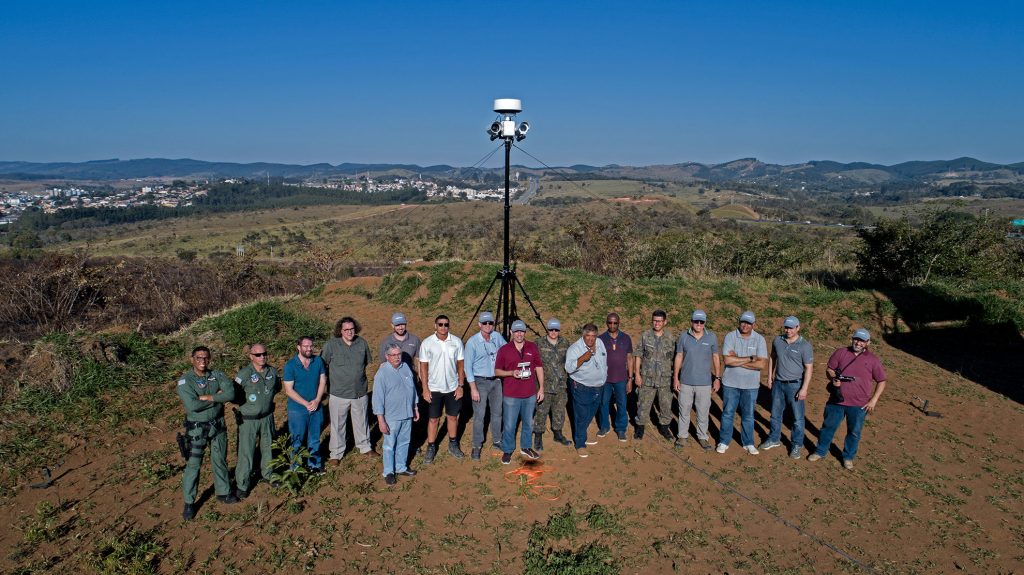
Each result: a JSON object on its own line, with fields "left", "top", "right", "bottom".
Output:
{"left": 744, "top": 445, "right": 759, "bottom": 455}
{"left": 715, "top": 443, "right": 728, "bottom": 454}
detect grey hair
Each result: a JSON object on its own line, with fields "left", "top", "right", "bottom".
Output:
{"left": 384, "top": 343, "right": 403, "bottom": 355}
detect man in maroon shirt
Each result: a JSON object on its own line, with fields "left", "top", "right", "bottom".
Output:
{"left": 494, "top": 320, "right": 545, "bottom": 464}
{"left": 808, "top": 328, "right": 888, "bottom": 470}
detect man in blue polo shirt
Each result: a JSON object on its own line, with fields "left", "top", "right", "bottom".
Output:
{"left": 760, "top": 316, "right": 814, "bottom": 458}
{"left": 464, "top": 311, "right": 507, "bottom": 460}
{"left": 283, "top": 336, "right": 327, "bottom": 473}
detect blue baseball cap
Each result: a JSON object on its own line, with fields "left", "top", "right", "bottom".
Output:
{"left": 479, "top": 311, "right": 495, "bottom": 323}
{"left": 783, "top": 316, "right": 800, "bottom": 328}
{"left": 691, "top": 310, "right": 707, "bottom": 322}
{"left": 511, "top": 320, "right": 527, "bottom": 332}
{"left": 546, "top": 318, "right": 561, "bottom": 330}
{"left": 853, "top": 328, "right": 871, "bottom": 341}
{"left": 391, "top": 312, "right": 407, "bottom": 325}
{"left": 739, "top": 311, "right": 756, "bottom": 324}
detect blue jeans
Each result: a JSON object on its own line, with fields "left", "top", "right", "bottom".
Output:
{"left": 598, "top": 381, "right": 628, "bottom": 433}
{"left": 501, "top": 395, "right": 537, "bottom": 453}
{"left": 287, "top": 406, "right": 323, "bottom": 469}
{"left": 382, "top": 416, "right": 412, "bottom": 476}
{"left": 571, "top": 382, "right": 604, "bottom": 449}
{"left": 767, "top": 379, "right": 806, "bottom": 447}
{"left": 815, "top": 403, "right": 868, "bottom": 461}
{"left": 719, "top": 386, "right": 757, "bottom": 447}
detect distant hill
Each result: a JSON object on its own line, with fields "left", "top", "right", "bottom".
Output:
{"left": 1, "top": 156, "right": 1022, "bottom": 186}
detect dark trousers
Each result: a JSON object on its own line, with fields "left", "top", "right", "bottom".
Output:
{"left": 571, "top": 381, "right": 604, "bottom": 449}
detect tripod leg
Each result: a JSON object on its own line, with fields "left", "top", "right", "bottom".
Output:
{"left": 513, "top": 270, "right": 547, "bottom": 338}
{"left": 461, "top": 270, "right": 502, "bottom": 341}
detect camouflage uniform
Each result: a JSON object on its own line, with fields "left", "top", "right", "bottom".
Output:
{"left": 533, "top": 335, "right": 569, "bottom": 435}
{"left": 177, "top": 369, "right": 235, "bottom": 505}
{"left": 635, "top": 328, "right": 676, "bottom": 427}
{"left": 233, "top": 364, "right": 279, "bottom": 494}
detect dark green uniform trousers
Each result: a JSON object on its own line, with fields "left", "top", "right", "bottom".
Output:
{"left": 182, "top": 420, "right": 231, "bottom": 504}
{"left": 235, "top": 414, "right": 274, "bottom": 492}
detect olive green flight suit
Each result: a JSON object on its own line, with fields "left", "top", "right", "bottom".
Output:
{"left": 533, "top": 336, "right": 570, "bottom": 435}
{"left": 233, "top": 364, "right": 279, "bottom": 492}
{"left": 636, "top": 328, "right": 676, "bottom": 427}
{"left": 177, "top": 369, "right": 234, "bottom": 504}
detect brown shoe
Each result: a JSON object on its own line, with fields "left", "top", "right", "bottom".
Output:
{"left": 363, "top": 450, "right": 380, "bottom": 457}
{"left": 329, "top": 458, "right": 342, "bottom": 467}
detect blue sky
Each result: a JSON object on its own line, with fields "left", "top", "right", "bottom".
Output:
{"left": 1, "top": 1, "right": 1021, "bottom": 167}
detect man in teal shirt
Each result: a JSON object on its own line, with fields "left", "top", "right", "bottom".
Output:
{"left": 177, "top": 346, "right": 238, "bottom": 520}
{"left": 233, "top": 343, "right": 279, "bottom": 498}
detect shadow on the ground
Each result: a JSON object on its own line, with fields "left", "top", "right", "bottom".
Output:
{"left": 874, "top": 286, "right": 1024, "bottom": 405}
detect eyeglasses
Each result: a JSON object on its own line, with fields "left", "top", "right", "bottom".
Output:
{"left": 692, "top": 320, "right": 705, "bottom": 324}
{"left": 481, "top": 321, "right": 494, "bottom": 325}
{"left": 547, "top": 328, "right": 560, "bottom": 332}
{"left": 251, "top": 352, "right": 268, "bottom": 357}
{"left": 341, "top": 328, "right": 355, "bottom": 332}
{"left": 437, "top": 323, "right": 450, "bottom": 327}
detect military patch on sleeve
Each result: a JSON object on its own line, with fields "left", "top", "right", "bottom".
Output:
{"left": 234, "top": 376, "right": 243, "bottom": 384}
{"left": 177, "top": 379, "right": 187, "bottom": 386}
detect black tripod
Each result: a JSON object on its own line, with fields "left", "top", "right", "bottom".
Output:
{"left": 462, "top": 135, "right": 545, "bottom": 341}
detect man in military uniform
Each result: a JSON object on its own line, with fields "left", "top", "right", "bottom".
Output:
{"left": 533, "top": 318, "right": 572, "bottom": 450}
{"left": 634, "top": 310, "right": 676, "bottom": 442}
{"left": 177, "top": 346, "right": 238, "bottom": 520}
{"left": 233, "top": 343, "right": 279, "bottom": 498}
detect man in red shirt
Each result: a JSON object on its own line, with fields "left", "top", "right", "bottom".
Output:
{"left": 494, "top": 320, "right": 545, "bottom": 465}
{"left": 808, "top": 328, "right": 888, "bottom": 470}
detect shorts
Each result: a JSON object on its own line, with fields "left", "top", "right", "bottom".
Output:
{"left": 428, "top": 390, "right": 462, "bottom": 419}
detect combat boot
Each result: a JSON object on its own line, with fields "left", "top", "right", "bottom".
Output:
{"left": 658, "top": 424, "right": 674, "bottom": 441}
{"left": 634, "top": 425, "right": 645, "bottom": 440}
{"left": 182, "top": 503, "right": 196, "bottom": 521}
{"left": 534, "top": 433, "right": 544, "bottom": 452}
{"left": 552, "top": 431, "right": 572, "bottom": 446}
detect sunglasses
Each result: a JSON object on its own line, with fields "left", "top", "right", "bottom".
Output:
{"left": 481, "top": 321, "right": 494, "bottom": 325}
{"left": 692, "top": 320, "right": 705, "bottom": 324}
{"left": 251, "top": 352, "right": 268, "bottom": 357}
{"left": 437, "top": 323, "right": 450, "bottom": 327}
{"left": 547, "top": 328, "right": 560, "bottom": 332}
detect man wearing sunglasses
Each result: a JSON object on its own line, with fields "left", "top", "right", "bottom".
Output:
{"left": 718, "top": 311, "right": 768, "bottom": 455}
{"left": 464, "top": 311, "right": 507, "bottom": 460}
{"left": 533, "top": 318, "right": 573, "bottom": 450}
{"left": 418, "top": 314, "right": 466, "bottom": 464}
{"left": 232, "top": 343, "right": 279, "bottom": 499}
{"left": 673, "top": 310, "right": 721, "bottom": 451}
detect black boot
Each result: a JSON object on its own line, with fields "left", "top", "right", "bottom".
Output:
{"left": 182, "top": 503, "right": 196, "bottom": 521}
{"left": 534, "top": 433, "right": 544, "bottom": 452}
{"left": 552, "top": 431, "right": 572, "bottom": 446}
{"left": 635, "top": 425, "right": 645, "bottom": 440}
{"left": 658, "top": 424, "right": 674, "bottom": 441}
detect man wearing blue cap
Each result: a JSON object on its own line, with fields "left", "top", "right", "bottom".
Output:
{"left": 809, "top": 328, "right": 887, "bottom": 469}
{"left": 717, "top": 311, "right": 768, "bottom": 455}
{"left": 760, "top": 316, "right": 814, "bottom": 458}
{"left": 533, "top": 318, "right": 573, "bottom": 450}
{"left": 379, "top": 312, "right": 421, "bottom": 373}
{"left": 673, "top": 310, "right": 721, "bottom": 451}
{"left": 493, "top": 320, "right": 544, "bottom": 464}
{"left": 464, "top": 311, "right": 507, "bottom": 460}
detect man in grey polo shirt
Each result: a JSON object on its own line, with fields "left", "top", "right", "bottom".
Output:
{"left": 379, "top": 312, "right": 421, "bottom": 373}
{"left": 760, "top": 316, "right": 814, "bottom": 458}
{"left": 321, "top": 316, "right": 376, "bottom": 463}
{"left": 464, "top": 311, "right": 507, "bottom": 460}
{"left": 717, "top": 311, "right": 768, "bottom": 455}
{"left": 672, "top": 310, "right": 721, "bottom": 451}
{"left": 565, "top": 323, "right": 608, "bottom": 458}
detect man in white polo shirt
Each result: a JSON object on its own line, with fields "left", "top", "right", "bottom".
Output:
{"left": 418, "top": 314, "right": 466, "bottom": 464}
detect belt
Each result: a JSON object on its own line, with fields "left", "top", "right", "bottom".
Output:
{"left": 775, "top": 379, "right": 801, "bottom": 384}
{"left": 184, "top": 418, "right": 226, "bottom": 430}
